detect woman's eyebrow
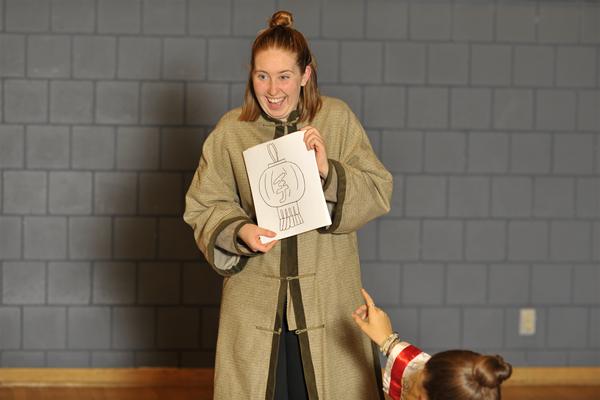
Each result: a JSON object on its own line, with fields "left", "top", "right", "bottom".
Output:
{"left": 254, "top": 69, "right": 295, "bottom": 74}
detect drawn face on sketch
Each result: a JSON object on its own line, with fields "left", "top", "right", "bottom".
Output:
{"left": 252, "top": 47, "right": 311, "bottom": 122}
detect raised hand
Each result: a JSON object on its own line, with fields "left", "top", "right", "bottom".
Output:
{"left": 352, "top": 288, "right": 394, "bottom": 347}
{"left": 303, "top": 126, "right": 329, "bottom": 179}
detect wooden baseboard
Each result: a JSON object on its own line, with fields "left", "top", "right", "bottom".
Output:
{"left": 506, "top": 367, "right": 600, "bottom": 386}
{"left": 0, "top": 368, "right": 213, "bottom": 388}
{"left": 0, "top": 367, "right": 599, "bottom": 387}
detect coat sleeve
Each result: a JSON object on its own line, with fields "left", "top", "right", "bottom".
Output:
{"left": 383, "top": 342, "right": 430, "bottom": 400}
{"left": 183, "top": 125, "right": 257, "bottom": 276}
{"left": 320, "top": 105, "right": 393, "bottom": 234}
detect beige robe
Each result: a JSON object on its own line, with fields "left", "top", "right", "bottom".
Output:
{"left": 184, "top": 96, "right": 393, "bottom": 399}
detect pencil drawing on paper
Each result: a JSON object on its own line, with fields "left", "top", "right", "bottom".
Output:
{"left": 258, "top": 143, "right": 306, "bottom": 230}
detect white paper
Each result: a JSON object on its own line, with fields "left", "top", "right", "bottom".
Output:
{"left": 243, "top": 130, "right": 332, "bottom": 243}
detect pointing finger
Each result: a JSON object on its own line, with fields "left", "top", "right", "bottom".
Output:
{"left": 360, "top": 288, "right": 376, "bottom": 308}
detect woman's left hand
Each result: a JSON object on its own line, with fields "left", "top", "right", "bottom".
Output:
{"left": 303, "top": 126, "right": 329, "bottom": 179}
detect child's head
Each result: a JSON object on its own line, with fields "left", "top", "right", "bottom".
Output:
{"left": 422, "top": 350, "right": 512, "bottom": 400}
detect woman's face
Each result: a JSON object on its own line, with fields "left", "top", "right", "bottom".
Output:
{"left": 252, "top": 48, "right": 311, "bottom": 121}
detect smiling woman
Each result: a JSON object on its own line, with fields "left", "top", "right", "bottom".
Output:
{"left": 251, "top": 48, "right": 311, "bottom": 122}
{"left": 239, "top": 10, "right": 320, "bottom": 124}
{"left": 184, "top": 10, "right": 393, "bottom": 400}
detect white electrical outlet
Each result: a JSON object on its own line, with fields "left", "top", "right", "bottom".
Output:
{"left": 519, "top": 308, "right": 536, "bottom": 336}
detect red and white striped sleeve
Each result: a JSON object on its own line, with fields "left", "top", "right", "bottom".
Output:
{"left": 382, "top": 342, "right": 431, "bottom": 400}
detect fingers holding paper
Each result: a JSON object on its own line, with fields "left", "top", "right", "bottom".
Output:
{"left": 303, "top": 126, "right": 329, "bottom": 179}
{"left": 237, "top": 223, "right": 278, "bottom": 253}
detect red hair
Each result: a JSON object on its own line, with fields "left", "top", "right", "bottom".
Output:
{"left": 239, "top": 10, "right": 322, "bottom": 122}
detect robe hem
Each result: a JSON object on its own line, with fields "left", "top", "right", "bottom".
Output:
{"left": 322, "top": 159, "right": 334, "bottom": 191}
{"left": 233, "top": 219, "right": 255, "bottom": 255}
{"left": 207, "top": 216, "right": 254, "bottom": 277}
{"left": 318, "top": 159, "right": 346, "bottom": 233}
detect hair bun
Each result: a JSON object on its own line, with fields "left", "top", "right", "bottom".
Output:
{"left": 269, "top": 10, "right": 294, "bottom": 28}
{"left": 473, "top": 355, "right": 513, "bottom": 389}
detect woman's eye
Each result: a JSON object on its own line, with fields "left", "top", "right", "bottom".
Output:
{"left": 257, "top": 74, "right": 267, "bottom": 80}
{"left": 280, "top": 75, "right": 290, "bottom": 80}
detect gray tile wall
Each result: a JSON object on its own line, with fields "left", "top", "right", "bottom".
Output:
{"left": 0, "top": 0, "right": 598, "bottom": 367}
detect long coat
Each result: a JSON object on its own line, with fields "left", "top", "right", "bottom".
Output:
{"left": 184, "top": 96, "right": 393, "bottom": 399}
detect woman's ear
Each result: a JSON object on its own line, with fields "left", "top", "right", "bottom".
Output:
{"left": 301, "top": 65, "right": 312, "bottom": 86}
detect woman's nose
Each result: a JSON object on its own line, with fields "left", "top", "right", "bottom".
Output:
{"left": 267, "top": 80, "right": 277, "bottom": 94}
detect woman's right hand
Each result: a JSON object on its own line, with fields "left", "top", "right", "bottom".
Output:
{"left": 352, "top": 288, "right": 394, "bottom": 347}
{"left": 237, "top": 223, "right": 278, "bottom": 253}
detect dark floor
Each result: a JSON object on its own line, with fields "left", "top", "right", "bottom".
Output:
{"left": 0, "top": 385, "right": 600, "bottom": 400}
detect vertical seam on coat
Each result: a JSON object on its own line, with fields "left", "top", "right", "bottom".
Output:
{"left": 265, "top": 274, "right": 287, "bottom": 400}
{"left": 287, "top": 235, "right": 319, "bottom": 399}
{"left": 265, "top": 119, "right": 298, "bottom": 399}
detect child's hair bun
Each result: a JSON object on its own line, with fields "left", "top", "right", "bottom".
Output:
{"left": 473, "top": 354, "right": 513, "bottom": 389}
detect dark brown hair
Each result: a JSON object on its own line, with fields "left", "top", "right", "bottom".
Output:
{"left": 239, "top": 10, "right": 322, "bottom": 122}
{"left": 423, "top": 350, "right": 512, "bottom": 400}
